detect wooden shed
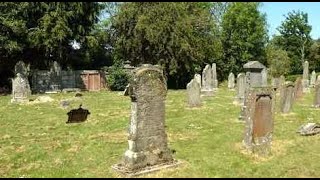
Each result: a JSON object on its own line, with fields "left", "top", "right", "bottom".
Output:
{"left": 79, "top": 70, "right": 106, "bottom": 91}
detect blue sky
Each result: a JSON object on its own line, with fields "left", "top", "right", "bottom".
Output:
{"left": 260, "top": 2, "right": 320, "bottom": 40}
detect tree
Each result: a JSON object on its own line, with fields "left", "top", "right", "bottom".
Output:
{"left": 276, "top": 10, "right": 312, "bottom": 74}
{"left": 308, "top": 39, "right": 320, "bottom": 72}
{"left": 221, "top": 2, "right": 268, "bottom": 76}
{"left": 110, "top": 2, "right": 221, "bottom": 88}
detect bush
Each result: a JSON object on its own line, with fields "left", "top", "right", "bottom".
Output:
{"left": 286, "top": 74, "right": 302, "bottom": 82}
{"left": 106, "top": 65, "right": 131, "bottom": 91}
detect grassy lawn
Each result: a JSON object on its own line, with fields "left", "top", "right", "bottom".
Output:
{"left": 0, "top": 82, "right": 320, "bottom": 178}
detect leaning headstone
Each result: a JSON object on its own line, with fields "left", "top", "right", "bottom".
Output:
{"left": 294, "top": 77, "right": 303, "bottom": 100}
{"left": 11, "top": 73, "right": 31, "bottom": 103}
{"left": 261, "top": 68, "right": 268, "bottom": 87}
{"left": 243, "top": 87, "right": 274, "bottom": 156}
{"left": 243, "top": 61, "right": 266, "bottom": 88}
{"left": 228, "top": 72, "right": 235, "bottom": 90}
{"left": 235, "top": 73, "right": 246, "bottom": 105}
{"left": 187, "top": 79, "right": 201, "bottom": 107}
{"left": 66, "top": 104, "right": 90, "bottom": 123}
{"left": 201, "top": 64, "right": 214, "bottom": 96}
{"left": 310, "top": 70, "right": 316, "bottom": 88}
{"left": 112, "top": 64, "right": 179, "bottom": 176}
{"left": 302, "top": 61, "right": 310, "bottom": 93}
{"left": 313, "top": 80, "right": 320, "bottom": 107}
{"left": 194, "top": 74, "right": 201, "bottom": 88}
{"left": 212, "top": 63, "right": 218, "bottom": 89}
{"left": 280, "top": 81, "right": 295, "bottom": 113}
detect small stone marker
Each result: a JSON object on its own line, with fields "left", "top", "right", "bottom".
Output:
{"left": 310, "top": 70, "right": 316, "bottom": 88}
{"left": 228, "top": 72, "right": 235, "bottom": 90}
{"left": 302, "top": 61, "right": 310, "bottom": 93}
{"left": 313, "top": 81, "right": 320, "bottom": 107}
{"left": 187, "top": 79, "right": 201, "bottom": 107}
{"left": 66, "top": 104, "right": 90, "bottom": 123}
{"left": 212, "top": 63, "right": 218, "bottom": 89}
{"left": 297, "top": 123, "right": 320, "bottom": 136}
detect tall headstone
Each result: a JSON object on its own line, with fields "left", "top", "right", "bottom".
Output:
{"left": 228, "top": 72, "right": 235, "bottom": 90}
{"left": 14, "top": 61, "right": 29, "bottom": 78}
{"left": 201, "top": 64, "right": 213, "bottom": 96}
{"left": 212, "top": 63, "right": 218, "bottom": 89}
{"left": 235, "top": 73, "right": 246, "bottom": 105}
{"left": 11, "top": 73, "right": 31, "bottom": 103}
{"left": 302, "top": 61, "right": 310, "bottom": 93}
{"left": 261, "top": 68, "right": 268, "bottom": 87}
{"left": 243, "top": 87, "right": 274, "bottom": 156}
{"left": 310, "top": 70, "right": 316, "bottom": 88}
{"left": 113, "top": 64, "right": 174, "bottom": 174}
{"left": 313, "top": 79, "right": 320, "bottom": 107}
{"left": 49, "top": 61, "right": 62, "bottom": 92}
{"left": 243, "top": 61, "right": 266, "bottom": 88}
{"left": 280, "top": 81, "right": 295, "bottom": 113}
{"left": 187, "top": 79, "right": 201, "bottom": 107}
{"left": 194, "top": 74, "right": 201, "bottom": 88}
{"left": 294, "top": 77, "right": 303, "bottom": 100}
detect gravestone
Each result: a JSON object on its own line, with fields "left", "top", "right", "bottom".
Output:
{"left": 235, "top": 73, "right": 246, "bottom": 105}
{"left": 310, "top": 70, "right": 316, "bottom": 88}
{"left": 302, "top": 61, "right": 310, "bottom": 93}
{"left": 261, "top": 68, "right": 268, "bottom": 87}
{"left": 201, "top": 64, "right": 214, "bottom": 96}
{"left": 294, "top": 77, "right": 303, "bottom": 100}
{"left": 313, "top": 80, "right": 320, "bottom": 107}
{"left": 194, "top": 74, "right": 201, "bottom": 88}
{"left": 11, "top": 73, "right": 31, "bottom": 103}
{"left": 212, "top": 63, "right": 218, "bottom": 89}
{"left": 280, "top": 81, "right": 295, "bottom": 113}
{"left": 243, "top": 87, "right": 274, "bottom": 156}
{"left": 228, "top": 72, "right": 235, "bottom": 90}
{"left": 112, "top": 64, "right": 177, "bottom": 176}
{"left": 66, "top": 105, "right": 90, "bottom": 123}
{"left": 187, "top": 79, "right": 201, "bottom": 107}
{"left": 243, "top": 61, "right": 266, "bottom": 88}
{"left": 48, "top": 61, "right": 62, "bottom": 92}
{"left": 14, "top": 61, "right": 29, "bottom": 78}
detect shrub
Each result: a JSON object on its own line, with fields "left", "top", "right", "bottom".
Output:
{"left": 106, "top": 65, "right": 131, "bottom": 91}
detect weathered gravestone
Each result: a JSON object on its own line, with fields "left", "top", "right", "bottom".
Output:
{"left": 187, "top": 79, "right": 201, "bottom": 107}
{"left": 317, "top": 75, "right": 320, "bottom": 84}
{"left": 310, "top": 70, "right": 316, "bottom": 88}
{"left": 243, "top": 88, "right": 274, "bottom": 156}
{"left": 234, "top": 73, "right": 246, "bottom": 105}
{"left": 261, "top": 68, "right": 268, "bottom": 87}
{"left": 15, "top": 61, "right": 29, "bottom": 78}
{"left": 11, "top": 73, "right": 31, "bottom": 103}
{"left": 66, "top": 104, "right": 90, "bottom": 123}
{"left": 212, "top": 63, "right": 218, "bottom": 90}
{"left": 201, "top": 64, "right": 214, "bottom": 96}
{"left": 112, "top": 64, "right": 179, "bottom": 176}
{"left": 48, "top": 61, "right": 62, "bottom": 92}
{"left": 228, "top": 72, "right": 235, "bottom": 90}
{"left": 294, "top": 77, "right": 303, "bottom": 100}
{"left": 313, "top": 80, "right": 320, "bottom": 107}
{"left": 243, "top": 61, "right": 266, "bottom": 88}
{"left": 194, "top": 74, "right": 201, "bottom": 88}
{"left": 280, "top": 81, "right": 295, "bottom": 113}
{"left": 302, "top": 61, "right": 310, "bottom": 93}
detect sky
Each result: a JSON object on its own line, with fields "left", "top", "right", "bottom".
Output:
{"left": 260, "top": 2, "right": 320, "bottom": 40}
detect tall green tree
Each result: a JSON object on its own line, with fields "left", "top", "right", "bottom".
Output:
{"left": 221, "top": 2, "right": 268, "bottom": 76}
{"left": 308, "top": 39, "right": 320, "bottom": 72}
{"left": 276, "top": 10, "right": 312, "bottom": 74}
{"left": 110, "top": 2, "right": 221, "bottom": 88}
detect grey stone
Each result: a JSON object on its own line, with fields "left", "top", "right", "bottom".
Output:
{"left": 294, "top": 77, "right": 303, "bottom": 100}
{"left": 313, "top": 80, "right": 320, "bottom": 107}
{"left": 115, "top": 64, "right": 174, "bottom": 172}
{"left": 212, "top": 63, "right": 218, "bottom": 89}
{"left": 228, "top": 72, "right": 235, "bottom": 89}
{"left": 235, "top": 73, "right": 246, "bottom": 105}
{"left": 66, "top": 104, "right": 90, "bottom": 123}
{"left": 261, "top": 68, "right": 268, "bottom": 87}
{"left": 14, "top": 61, "right": 29, "bottom": 78}
{"left": 11, "top": 73, "right": 31, "bottom": 103}
{"left": 187, "top": 79, "right": 201, "bottom": 107}
{"left": 243, "top": 61, "right": 266, "bottom": 88}
{"left": 201, "top": 64, "right": 213, "bottom": 96}
{"left": 243, "top": 87, "right": 274, "bottom": 156}
{"left": 280, "top": 81, "right": 295, "bottom": 113}
{"left": 194, "top": 74, "right": 201, "bottom": 88}
{"left": 310, "top": 70, "right": 316, "bottom": 88}
{"left": 302, "top": 61, "right": 310, "bottom": 93}
{"left": 297, "top": 123, "right": 320, "bottom": 136}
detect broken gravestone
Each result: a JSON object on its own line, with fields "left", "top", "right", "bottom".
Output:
{"left": 187, "top": 78, "right": 201, "bottom": 107}
{"left": 66, "top": 104, "right": 90, "bottom": 123}
{"left": 297, "top": 123, "right": 320, "bottom": 136}
{"left": 243, "top": 87, "right": 274, "bottom": 156}
{"left": 112, "top": 64, "right": 179, "bottom": 176}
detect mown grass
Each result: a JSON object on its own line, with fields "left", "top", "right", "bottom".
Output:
{"left": 0, "top": 82, "right": 320, "bottom": 178}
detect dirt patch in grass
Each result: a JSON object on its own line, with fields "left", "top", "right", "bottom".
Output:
{"left": 235, "top": 139, "right": 294, "bottom": 163}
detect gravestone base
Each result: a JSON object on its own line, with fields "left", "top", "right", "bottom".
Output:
{"left": 243, "top": 134, "right": 272, "bottom": 157}
{"left": 112, "top": 159, "right": 181, "bottom": 177}
{"left": 201, "top": 90, "right": 214, "bottom": 96}
{"left": 11, "top": 98, "right": 29, "bottom": 104}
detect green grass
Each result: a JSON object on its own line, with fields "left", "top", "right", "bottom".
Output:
{"left": 0, "top": 82, "right": 320, "bottom": 177}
